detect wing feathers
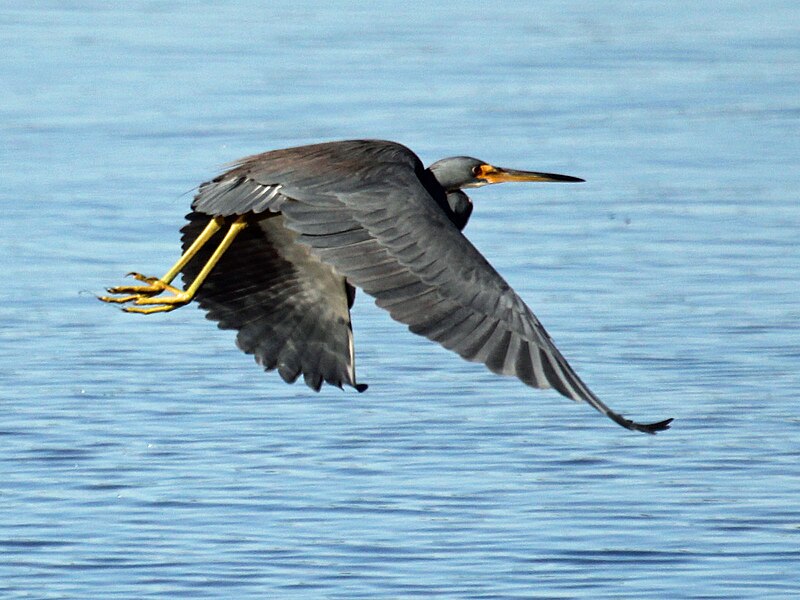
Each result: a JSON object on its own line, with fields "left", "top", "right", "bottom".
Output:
{"left": 180, "top": 212, "right": 361, "bottom": 391}
{"left": 186, "top": 140, "right": 670, "bottom": 432}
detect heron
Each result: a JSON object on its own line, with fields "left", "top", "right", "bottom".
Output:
{"left": 100, "top": 139, "right": 672, "bottom": 434}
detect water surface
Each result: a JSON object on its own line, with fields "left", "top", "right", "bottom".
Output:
{"left": 1, "top": 1, "right": 799, "bottom": 598}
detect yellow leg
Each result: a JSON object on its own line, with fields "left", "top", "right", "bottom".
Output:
{"left": 123, "top": 216, "right": 247, "bottom": 314}
{"left": 101, "top": 216, "right": 225, "bottom": 300}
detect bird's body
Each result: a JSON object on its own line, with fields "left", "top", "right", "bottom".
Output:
{"left": 101, "top": 140, "right": 671, "bottom": 434}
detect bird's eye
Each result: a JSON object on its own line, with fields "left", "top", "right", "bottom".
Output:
{"left": 471, "top": 165, "right": 483, "bottom": 177}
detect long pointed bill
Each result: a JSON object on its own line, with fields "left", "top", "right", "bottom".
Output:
{"left": 479, "top": 165, "right": 585, "bottom": 184}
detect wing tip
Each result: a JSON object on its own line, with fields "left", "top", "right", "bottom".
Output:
{"left": 610, "top": 414, "right": 674, "bottom": 434}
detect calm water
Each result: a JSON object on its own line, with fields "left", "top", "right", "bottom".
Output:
{"left": 2, "top": 1, "right": 799, "bottom": 598}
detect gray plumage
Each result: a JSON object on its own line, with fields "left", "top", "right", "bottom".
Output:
{"left": 182, "top": 139, "right": 671, "bottom": 433}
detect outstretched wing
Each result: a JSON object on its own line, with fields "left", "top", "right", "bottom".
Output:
{"left": 192, "top": 140, "right": 670, "bottom": 433}
{"left": 180, "top": 210, "right": 365, "bottom": 392}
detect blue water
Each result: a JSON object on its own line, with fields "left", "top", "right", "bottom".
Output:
{"left": 2, "top": 1, "right": 799, "bottom": 598}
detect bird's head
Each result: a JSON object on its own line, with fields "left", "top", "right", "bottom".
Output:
{"left": 428, "top": 156, "right": 584, "bottom": 192}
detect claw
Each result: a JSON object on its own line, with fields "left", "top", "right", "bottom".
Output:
{"left": 126, "top": 272, "right": 160, "bottom": 284}
{"left": 100, "top": 276, "right": 191, "bottom": 313}
{"left": 98, "top": 293, "right": 140, "bottom": 304}
{"left": 104, "top": 279, "right": 182, "bottom": 296}
{"left": 115, "top": 286, "right": 191, "bottom": 313}
{"left": 123, "top": 303, "right": 184, "bottom": 314}
{"left": 99, "top": 216, "right": 245, "bottom": 316}
{"left": 99, "top": 270, "right": 181, "bottom": 310}
{"left": 105, "top": 283, "right": 162, "bottom": 295}
{"left": 130, "top": 290, "right": 191, "bottom": 307}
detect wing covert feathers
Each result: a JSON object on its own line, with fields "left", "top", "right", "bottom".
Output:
{"left": 187, "top": 140, "right": 670, "bottom": 432}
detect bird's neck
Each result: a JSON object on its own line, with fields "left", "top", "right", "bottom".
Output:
{"left": 445, "top": 191, "right": 472, "bottom": 231}
{"left": 419, "top": 168, "right": 472, "bottom": 230}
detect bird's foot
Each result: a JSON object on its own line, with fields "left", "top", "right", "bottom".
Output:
{"left": 98, "top": 272, "right": 190, "bottom": 314}
{"left": 101, "top": 272, "right": 178, "bottom": 298}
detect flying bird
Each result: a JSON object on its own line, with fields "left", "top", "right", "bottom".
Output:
{"left": 100, "top": 139, "right": 671, "bottom": 434}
